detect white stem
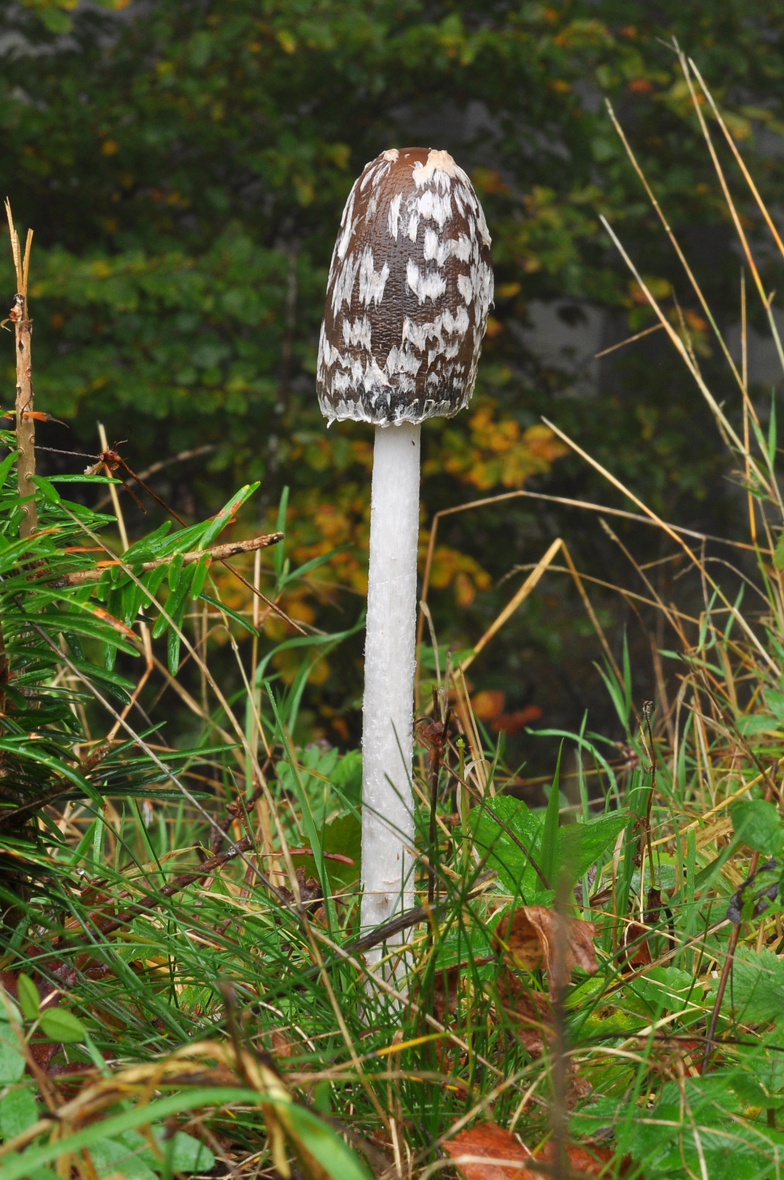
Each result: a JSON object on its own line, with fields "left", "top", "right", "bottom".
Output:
{"left": 361, "top": 422, "right": 421, "bottom": 961}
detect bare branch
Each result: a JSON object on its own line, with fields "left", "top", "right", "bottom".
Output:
{"left": 45, "top": 530, "right": 284, "bottom": 586}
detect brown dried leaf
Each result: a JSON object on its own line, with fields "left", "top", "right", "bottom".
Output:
{"left": 620, "top": 921, "right": 651, "bottom": 974}
{"left": 433, "top": 964, "right": 461, "bottom": 1025}
{"left": 494, "top": 908, "right": 545, "bottom": 971}
{"left": 537, "top": 1140, "right": 616, "bottom": 1176}
{"left": 496, "top": 972, "right": 553, "bottom": 1056}
{"left": 494, "top": 906, "right": 599, "bottom": 995}
{"left": 444, "top": 1125, "right": 617, "bottom": 1180}
{"left": 443, "top": 1124, "right": 532, "bottom": 1179}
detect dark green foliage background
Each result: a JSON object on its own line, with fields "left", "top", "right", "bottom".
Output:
{"left": 1, "top": 0, "right": 782, "bottom": 760}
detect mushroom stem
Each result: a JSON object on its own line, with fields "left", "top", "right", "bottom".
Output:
{"left": 361, "top": 421, "right": 420, "bottom": 957}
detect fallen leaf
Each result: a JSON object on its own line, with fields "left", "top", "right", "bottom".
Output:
{"left": 433, "top": 964, "right": 461, "bottom": 1025}
{"left": 443, "top": 1124, "right": 532, "bottom": 1179}
{"left": 492, "top": 705, "right": 543, "bottom": 734}
{"left": 537, "top": 1140, "right": 616, "bottom": 1176}
{"left": 472, "top": 690, "right": 506, "bottom": 722}
{"left": 496, "top": 973, "right": 553, "bottom": 1055}
{"left": 494, "top": 906, "right": 599, "bottom": 995}
{"left": 495, "top": 909, "right": 544, "bottom": 971}
{"left": 620, "top": 921, "right": 651, "bottom": 973}
{"left": 444, "top": 1124, "right": 617, "bottom": 1180}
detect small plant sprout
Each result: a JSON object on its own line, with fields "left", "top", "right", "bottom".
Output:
{"left": 317, "top": 147, "right": 493, "bottom": 957}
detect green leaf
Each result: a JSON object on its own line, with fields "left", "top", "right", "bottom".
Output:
{"left": 0, "top": 1087, "right": 38, "bottom": 1142}
{"left": 274, "top": 487, "right": 289, "bottom": 581}
{"left": 731, "top": 799, "right": 784, "bottom": 853}
{"left": 471, "top": 796, "right": 548, "bottom": 902}
{"left": 39, "top": 1008, "right": 86, "bottom": 1043}
{"left": 715, "top": 947, "right": 784, "bottom": 1024}
{"left": 198, "top": 591, "right": 257, "bottom": 635}
{"left": 0, "top": 1025, "right": 26, "bottom": 1086}
{"left": 0, "top": 1087, "right": 275, "bottom": 1179}
{"left": 331, "top": 749, "right": 362, "bottom": 810}
{"left": 200, "top": 483, "right": 259, "bottom": 548}
{"left": 283, "top": 1102, "right": 372, "bottom": 1180}
{"left": 122, "top": 1127, "right": 215, "bottom": 1173}
{"left": 628, "top": 966, "right": 703, "bottom": 1016}
{"left": 16, "top": 975, "right": 39, "bottom": 1021}
{"left": 574, "top": 1076, "right": 784, "bottom": 1179}
{"left": 87, "top": 1129, "right": 214, "bottom": 1180}
{"left": 167, "top": 551, "right": 183, "bottom": 592}
{"left": 41, "top": 612, "right": 137, "bottom": 656}
{"left": 278, "top": 544, "right": 349, "bottom": 589}
{"left": 0, "top": 1155, "right": 57, "bottom": 1180}
{"left": 46, "top": 474, "right": 120, "bottom": 485}
{"left": 30, "top": 476, "right": 60, "bottom": 505}
{"left": 83, "top": 1136, "right": 157, "bottom": 1180}
{"left": 0, "top": 452, "right": 18, "bottom": 491}
{"left": 766, "top": 689, "right": 784, "bottom": 720}
{"left": 167, "top": 626, "right": 181, "bottom": 676}
{"left": 190, "top": 554, "right": 210, "bottom": 600}
{"left": 290, "top": 813, "right": 361, "bottom": 890}
{"left": 539, "top": 743, "right": 563, "bottom": 888}
{"left": 558, "top": 811, "right": 628, "bottom": 885}
{"left": 123, "top": 522, "right": 172, "bottom": 562}
{"left": 730, "top": 1070, "right": 784, "bottom": 1110}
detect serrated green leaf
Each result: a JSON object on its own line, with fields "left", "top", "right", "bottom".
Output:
{"left": 731, "top": 799, "right": 784, "bottom": 853}
{"left": 716, "top": 947, "right": 784, "bottom": 1024}
{"left": 471, "top": 796, "right": 547, "bottom": 902}
{"left": 82, "top": 1136, "right": 157, "bottom": 1180}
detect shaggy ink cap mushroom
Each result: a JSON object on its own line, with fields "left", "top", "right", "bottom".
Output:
{"left": 316, "top": 147, "right": 493, "bottom": 952}
{"left": 317, "top": 147, "right": 493, "bottom": 426}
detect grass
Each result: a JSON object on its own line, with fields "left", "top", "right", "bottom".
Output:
{"left": 4, "top": 46, "right": 784, "bottom": 1180}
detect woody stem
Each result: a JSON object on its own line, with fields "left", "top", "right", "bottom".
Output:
{"left": 14, "top": 299, "right": 36, "bottom": 538}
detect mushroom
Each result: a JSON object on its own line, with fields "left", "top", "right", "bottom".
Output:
{"left": 316, "top": 147, "right": 493, "bottom": 959}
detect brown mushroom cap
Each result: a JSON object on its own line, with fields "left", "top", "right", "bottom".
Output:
{"left": 317, "top": 147, "right": 493, "bottom": 426}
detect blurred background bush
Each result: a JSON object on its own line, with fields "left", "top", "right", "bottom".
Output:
{"left": 2, "top": 0, "right": 782, "bottom": 772}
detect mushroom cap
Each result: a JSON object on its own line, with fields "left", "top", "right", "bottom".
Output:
{"left": 317, "top": 147, "right": 493, "bottom": 427}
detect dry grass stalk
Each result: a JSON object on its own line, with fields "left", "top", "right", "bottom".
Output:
{"left": 5, "top": 201, "right": 35, "bottom": 537}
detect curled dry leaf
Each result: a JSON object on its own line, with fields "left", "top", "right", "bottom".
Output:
{"left": 495, "top": 974, "right": 553, "bottom": 1056}
{"left": 430, "top": 956, "right": 494, "bottom": 1026}
{"left": 620, "top": 921, "right": 651, "bottom": 974}
{"left": 443, "top": 1124, "right": 533, "bottom": 1180}
{"left": 444, "top": 1124, "right": 616, "bottom": 1180}
{"left": 494, "top": 974, "right": 591, "bottom": 1104}
{"left": 433, "top": 964, "right": 461, "bottom": 1026}
{"left": 494, "top": 906, "right": 599, "bottom": 995}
